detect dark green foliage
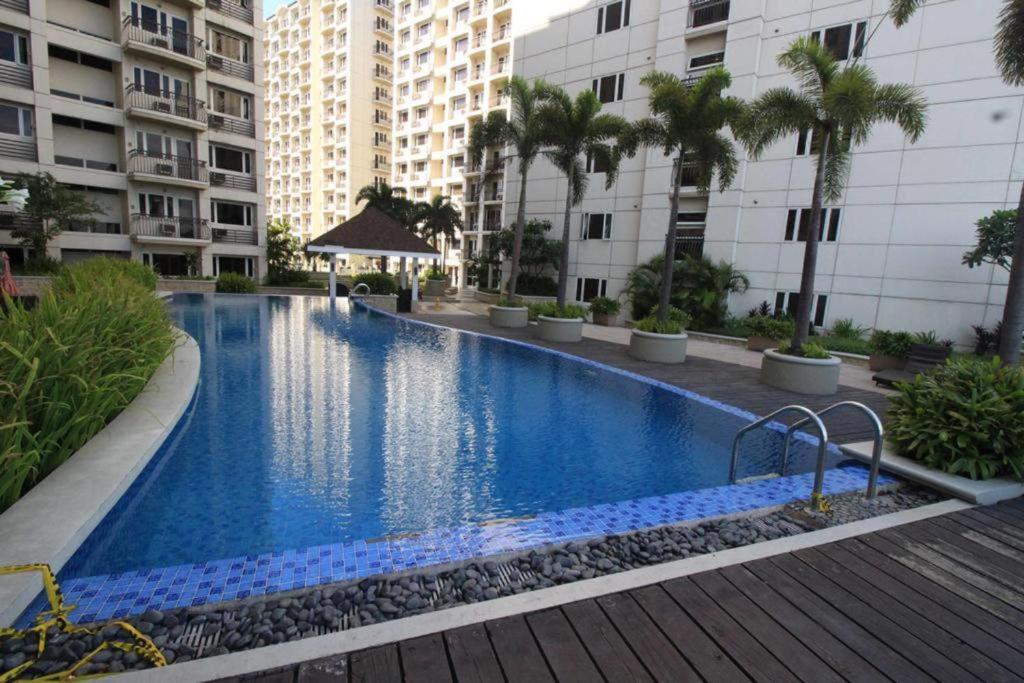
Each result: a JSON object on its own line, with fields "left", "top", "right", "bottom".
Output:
{"left": 352, "top": 272, "right": 398, "bottom": 295}
{"left": 963, "top": 209, "right": 1016, "bottom": 272}
{"left": 12, "top": 255, "right": 64, "bottom": 276}
{"left": 624, "top": 254, "right": 748, "bottom": 328}
{"left": 474, "top": 220, "right": 561, "bottom": 279}
{"left": 634, "top": 305, "right": 691, "bottom": 334}
{"left": 888, "top": 358, "right": 1024, "bottom": 480}
{"left": 515, "top": 274, "right": 558, "bottom": 296}
{"left": 216, "top": 272, "right": 257, "bottom": 293}
{"left": 972, "top": 322, "right": 1003, "bottom": 356}
{"left": 830, "top": 317, "right": 869, "bottom": 340}
{"left": 424, "top": 267, "right": 447, "bottom": 281}
{"left": 815, "top": 335, "right": 872, "bottom": 356}
{"left": 588, "top": 296, "right": 621, "bottom": 316}
{"left": 528, "top": 302, "right": 586, "bottom": 320}
{"left": 869, "top": 329, "right": 914, "bottom": 358}
{"left": 11, "top": 173, "right": 101, "bottom": 254}
{"left": 746, "top": 315, "right": 796, "bottom": 341}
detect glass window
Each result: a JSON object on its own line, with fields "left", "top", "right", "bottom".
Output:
{"left": 0, "top": 103, "right": 31, "bottom": 137}
{"left": 211, "top": 145, "right": 250, "bottom": 173}
{"left": 581, "top": 213, "right": 611, "bottom": 240}
{"left": 597, "top": 0, "right": 630, "bottom": 34}
{"left": 212, "top": 200, "right": 252, "bottom": 226}
{"left": 592, "top": 74, "right": 624, "bottom": 103}
{"left": 575, "top": 277, "right": 608, "bottom": 303}
{"left": 0, "top": 30, "right": 28, "bottom": 65}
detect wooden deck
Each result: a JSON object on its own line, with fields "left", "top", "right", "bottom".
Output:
{"left": 402, "top": 313, "right": 890, "bottom": 444}
{"left": 228, "top": 498, "right": 1024, "bottom": 682}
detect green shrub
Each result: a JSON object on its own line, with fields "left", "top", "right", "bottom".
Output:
{"left": 800, "top": 342, "right": 831, "bottom": 359}
{"left": 530, "top": 302, "right": 586, "bottom": 320}
{"left": 816, "top": 336, "right": 872, "bottom": 356}
{"left": 0, "top": 260, "right": 175, "bottom": 511}
{"left": 12, "top": 255, "right": 63, "bottom": 276}
{"left": 352, "top": 272, "right": 397, "bottom": 295}
{"left": 746, "top": 315, "right": 795, "bottom": 340}
{"left": 216, "top": 272, "right": 257, "bottom": 293}
{"left": 588, "top": 296, "right": 620, "bottom": 316}
{"left": 424, "top": 267, "right": 447, "bottom": 281}
{"left": 912, "top": 330, "right": 940, "bottom": 346}
{"left": 830, "top": 317, "right": 869, "bottom": 340}
{"left": 68, "top": 257, "right": 157, "bottom": 291}
{"left": 516, "top": 274, "right": 558, "bottom": 296}
{"left": 887, "top": 358, "right": 1024, "bottom": 480}
{"left": 634, "top": 306, "right": 691, "bottom": 334}
{"left": 870, "top": 330, "right": 913, "bottom": 358}
{"left": 265, "top": 269, "right": 315, "bottom": 287}
{"left": 495, "top": 298, "right": 525, "bottom": 308}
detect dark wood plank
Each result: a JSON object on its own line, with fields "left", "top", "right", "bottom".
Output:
{"left": 562, "top": 600, "right": 653, "bottom": 682}
{"left": 444, "top": 624, "right": 505, "bottom": 683}
{"left": 296, "top": 655, "right": 348, "bottom": 683}
{"left": 349, "top": 645, "right": 401, "bottom": 683}
{"left": 962, "top": 507, "right": 1024, "bottom": 543}
{"left": 630, "top": 584, "right": 750, "bottom": 682}
{"left": 596, "top": 592, "right": 699, "bottom": 682}
{"left": 719, "top": 564, "right": 885, "bottom": 683}
{"left": 937, "top": 514, "right": 1024, "bottom": 556}
{"left": 745, "top": 558, "right": 930, "bottom": 682}
{"left": 486, "top": 615, "right": 554, "bottom": 682}
{"left": 996, "top": 497, "right": 1024, "bottom": 516}
{"left": 671, "top": 574, "right": 808, "bottom": 683}
{"left": 525, "top": 609, "right": 602, "bottom": 683}
{"left": 399, "top": 633, "right": 453, "bottom": 683}
{"left": 244, "top": 672, "right": 295, "bottom": 683}
{"left": 904, "top": 520, "right": 1024, "bottom": 592}
{"left": 800, "top": 545, "right": 1019, "bottom": 681}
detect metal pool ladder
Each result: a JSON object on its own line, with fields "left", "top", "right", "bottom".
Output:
{"left": 729, "top": 402, "right": 884, "bottom": 508}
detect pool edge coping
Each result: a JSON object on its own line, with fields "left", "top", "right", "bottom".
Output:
{"left": 0, "top": 330, "right": 200, "bottom": 627}
{"left": 120, "top": 497, "right": 972, "bottom": 683}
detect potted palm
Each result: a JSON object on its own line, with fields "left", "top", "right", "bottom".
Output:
{"left": 532, "top": 302, "right": 587, "bottom": 342}
{"left": 423, "top": 267, "right": 447, "bottom": 297}
{"left": 868, "top": 329, "right": 913, "bottom": 371}
{"left": 741, "top": 37, "right": 926, "bottom": 394}
{"left": 489, "top": 298, "right": 528, "bottom": 328}
{"left": 588, "top": 296, "right": 620, "bottom": 326}
{"left": 746, "top": 316, "right": 795, "bottom": 352}
{"left": 630, "top": 306, "right": 690, "bottom": 363}
{"left": 620, "top": 67, "right": 744, "bottom": 365}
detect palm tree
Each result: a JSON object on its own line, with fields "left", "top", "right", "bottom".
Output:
{"left": 621, "top": 67, "right": 744, "bottom": 326}
{"left": 539, "top": 88, "right": 627, "bottom": 308}
{"left": 499, "top": 75, "right": 556, "bottom": 301}
{"left": 741, "top": 39, "right": 926, "bottom": 352}
{"left": 355, "top": 181, "right": 415, "bottom": 226}
{"left": 467, "top": 110, "right": 508, "bottom": 239}
{"left": 890, "top": 0, "right": 1022, "bottom": 361}
{"left": 415, "top": 194, "right": 463, "bottom": 277}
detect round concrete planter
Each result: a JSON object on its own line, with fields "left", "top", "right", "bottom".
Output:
{"left": 628, "top": 329, "right": 688, "bottom": 364}
{"left": 423, "top": 279, "right": 447, "bottom": 297}
{"left": 591, "top": 313, "right": 618, "bottom": 327}
{"left": 746, "top": 335, "right": 778, "bottom": 352}
{"left": 868, "top": 352, "right": 904, "bottom": 372}
{"left": 489, "top": 305, "right": 528, "bottom": 328}
{"left": 537, "top": 315, "right": 583, "bottom": 342}
{"left": 760, "top": 348, "right": 841, "bottom": 395}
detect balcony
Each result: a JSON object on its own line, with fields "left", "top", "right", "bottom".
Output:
{"left": 490, "top": 62, "right": 508, "bottom": 75}
{"left": 0, "top": 61, "right": 31, "bottom": 89}
{"left": 373, "top": 68, "right": 393, "bottom": 83}
{"left": 0, "top": 137, "right": 37, "bottom": 161}
{"left": 130, "top": 214, "right": 210, "bottom": 243}
{"left": 688, "top": 0, "right": 729, "bottom": 29}
{"left": 207, "top": 54, "right": 255, "bottom": 82}
{"left": 212, "top": 226, "right": 258, "bottom": 244}
{"left": 210, "top": 170, "right": 257, "bottom": 191}
{"left": 208, "top": 113, "right": 255, "bottom": 137}
{"left": 0, "top": 213, "right": 40, "bottom": 232}
{"left": 128, "top": 151, "right": 207, "bottom": 187}
{"left": 494, "top": 24, "right": 511, "bottom": 41}
{"left": 208, "top": 0, "right": 254, "bottom": 24}
{"left": 126, "top": 85, "right": 208, "bottom": 130}
{"left": 122, "top": 17, "right": 205, "bottom": 70}
{"left": 675, "top": 161, "right": 701, "bottom": 188}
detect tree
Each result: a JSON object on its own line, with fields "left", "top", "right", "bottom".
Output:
{"left": 890, "top": 0, "right": 1023, "bottom": 361}
{"left": 266, "top": 219, "right": 301, "bottom": 275}
{"left": 12, "top": 173, "right": 99, "bottom": 257}
{"left": 741, "top": 40, "right": 926, "bottom": 351}
{"left": 414, "top": 194, "right": 463, "bottom": 276}
{"left": 355, "top": 181, "right": 416, "bottom": 272}
{"left": 467, "top": 110, "right": 508, "bottom": 238}
{"left": 624, "top": 254, "right": 749, "bottom": 328}
{"left": 538, "top": 88, "right": 627, "bottom": 308}
{"left": 963, "top": 209, "right": 1016, "bottom": 272}
{"left": 475, "top": 219, "right": 561, "bottom": 285}
{"left": 620, "top": 67, "right": 744, "bottom": 326}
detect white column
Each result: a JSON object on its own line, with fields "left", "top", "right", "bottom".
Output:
{"left": 328, "top": 253, "right": 337, "bottom": 305}
{"left": 411, "top": 257, "right": 419, "bottom": 311}
{"left": 399, "top": 257, "right": 407, "bottom": 289}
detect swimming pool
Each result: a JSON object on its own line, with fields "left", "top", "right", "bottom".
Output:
{"left": 54, "top": 294, "right": 876, "bottom": 622}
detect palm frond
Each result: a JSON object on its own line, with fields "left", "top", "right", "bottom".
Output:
{"left": 822, "top": 129, "right": 851, "bottom": 203}
{"left": 777, "top": 37, "right": 840, "bottom": 96}
{"left": 996, "top": 0, "right": 1024, "bottom": 85}
{"left": 739, "top": 88, "right": 818, "bottom": 158}
{"left": 889, "top": 0, "right": 926, "bottom": 27}
{"left": 871, "top": 82, "right": 928, "bottom": 143}
{"left": 823, "top": 64, "right": 878, "bottom": 146}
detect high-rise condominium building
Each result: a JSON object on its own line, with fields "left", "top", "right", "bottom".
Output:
{"left": 508, "top": 0, "right": 1018, "bottom": 344}
{"left": 264, "top": 0, "right": 394, "bottom": 247}
{"left": 0, "top": 0, "right": 265, "bottom": 278}
{"left": 390, "top": 0, "right": 512, "bottom": 286}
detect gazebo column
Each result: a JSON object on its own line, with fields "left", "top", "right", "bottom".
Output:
{"left": 399, "top": 257, "right": 407, "bottom": 289}
{"left": 411, "top": 257, "right": 419, "bottom": 311}
{"left": 328, "top": 253, "right": 337, "bottom": 305}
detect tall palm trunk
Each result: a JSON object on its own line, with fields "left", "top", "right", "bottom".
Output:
{"left": 997, "top": 182, "right": 1024, "bottom": 363}
{"left": 658, "top": 157, "right": 683, "bottom": 324}
{"left": 507, "top": 165, "right": 529, "bottom": 301}
{"left": 557, "top": 165, "right": 573, "bottom": 309}
{"left": 792, "top": 128, "right": 831, "bottom": 350}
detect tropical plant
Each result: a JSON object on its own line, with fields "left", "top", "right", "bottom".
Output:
{"left": 963, "top": 209, "right": 1016, "bottom": 272}
{"left": 887, "top": 357, "right": 1024, "bottom": 480}
{"left": 816, "top": 335, "right": 872, "bottom": 356}
{"left": 747, "top": 300, "right": 774, "bottom": 318}
{"left": 515, "top": 273, "right": 557, "bottom": 296}
{"left": 216, "top": 272, "right": 256, "bottom": 293}
{"left": 467, "top": 109, "right": 508, "bottom": 238}
{"left": 0, "top": 259, "right": 175, "bottom": 511}
{"left": 495, "top": 297, "right": 525, "bottom": 308}
{"left": 619, "top": 67, "right": 744, "bottom": 326}
{"left": 799, "top": 342, "right": 831, "bottom": 359}
{"left": 747, "top": 315, "right": 796, "bottom": 341}
{"left": 475, "top": 219, "right": 561, "bottom": 281}
{"left": 588, "top": 296, "right": 621, "bottom": 316}
{"left": 10, "top": 173, "right": 100, "bottom": 257}
{"left": 634, "top": 306, "right": 691, "bottom": 335}
{"left": 424, "top": 267, "right": 447, "bottom": 281}
{"left": 869, "top": 329, "right": 913, "bottom": 358}
{"left": 830, "top": 317, "right": 869, "bottom": 340}
{"left": 624, "top": 254, "right": 748, "bottom": 328}
{"left": 529, "top": 301, "right": 586, "bottom": 320}
{"left": 266, "top": 219, "right": 302, "bottom": 276}
{"left": 355, "top": 181, "right": 414, "bottom": 224}
{"left": 415, "top": 194, "right": 463, "bottom": 273}
{"left": 912, "top": 330, "right": 941, "bottom": 346}
{"left": 740, "top": 38, "right": 926, "bottom": 353}
{"left": 972, "top": 322, "right": 1003, "bottom": 356}
{"left": 537, "top": 87, "right": 627, "bottom": 308}
{"left": 352, "top": 272, "right": 397, "bottom": 295}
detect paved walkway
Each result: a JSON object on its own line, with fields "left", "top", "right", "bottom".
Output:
{"left": 226, "top": 498, "right": 1024, "bottom": 682}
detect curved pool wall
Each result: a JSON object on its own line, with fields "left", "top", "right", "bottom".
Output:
{"left": 44, "top": 294, "right": 885, "bottom": 623}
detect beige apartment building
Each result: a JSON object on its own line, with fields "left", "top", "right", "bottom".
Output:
{"left": 263, "top": 0, "right": 393, "bottom": 249}
{"left": 0, "top": 0, "right": 265, "bottom": 278}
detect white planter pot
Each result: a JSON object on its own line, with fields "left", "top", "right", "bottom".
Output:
{"left": 537, "top": 315, "right": 583, "bottom": 342}
{"left": 424, "top": 279, "right": 447, "bottom": 297}
{"left": 489, "top": 305, "right": 528, "bottom": 328}
{"left": 760, "top": 348, "right": 841, "bottom": 395}
{"left": 628, "top": 329, "right": 688, "bottom": 364}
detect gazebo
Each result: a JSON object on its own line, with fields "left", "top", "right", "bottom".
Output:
{"left": 306, "top": 206, "right": 440, "bottom": 306}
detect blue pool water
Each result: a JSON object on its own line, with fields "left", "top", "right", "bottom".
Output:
{"left": 66, "top": 294, "right": 836, "bottom": 580}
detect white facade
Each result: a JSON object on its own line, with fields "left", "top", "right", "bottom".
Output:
{"left": 0, "top": 0, "right": 266, "bottom": 278}
{"left": 506, "top": 0, "right": 1020, "bottom": 343}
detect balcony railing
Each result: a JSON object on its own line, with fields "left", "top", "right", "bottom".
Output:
{"left": 207, "top": 0, "right": 254, "bottom": 24}
{"left": 209, "top": 170, "right": 257, "bottom": 191}
{"left": 131, "top": 214, "right": 210, "bottom": 241}
{"left": 675, "top": 161, "right": 701, "bottom": 187}
{"left": 123, "top": 16, "right": 204, "bottom": 62}
{"left": 66, "top": 220, "right": 122, "bottom": 235}
{"left": 126, "top": 84, "right": 207, "bottom": 125}
{"left": 129, "top": 149, "right": 208, "bottom": 183}
{"left": 0, "top": 137, "right": 37, "bottom": 161}
{"left": 207, "top": 54, "right": 254, "bottom": 81}
{"left": 208, "top": 113, "right": 255, "bottom": 137}
{"left": 0, "top": 0, "right": 28, "bottom": 13}
{"left": 688, "top": 0, "right": 730, "bottom": 28}
{"left": 0, "top": 213, "right": 41, "bottom": 231}
{"left": 0, "top": 62, "right": 32, "bottom": 88}
{"left": 674, "top": 230, "right": 705, "bottom": 259}
{"left": 212, "top": 226, "right": 257, "bottom": 244}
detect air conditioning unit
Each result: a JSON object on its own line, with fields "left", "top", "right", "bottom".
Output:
{"left": 213, "top": 228, "right": 227, "bottom": 239}
{"left": 154, "top": 101, "right": 172, "bottom": 113}
{"left": 210, "top": 172, "right": 226, "bottom": 185}
{"left": 159, "top": 223, "right": 176, "bottom": 236}
{"left": 155, "top": 163, "right": 174, "bottom": 175}
{"left": 149, "top": 37, "right": 169, "bottom": 49}
{"left": 209, "top": 115, "right": 225, "bottom": 128}
{"left": 207, "top": 55, "right": 224, "bottom": 68}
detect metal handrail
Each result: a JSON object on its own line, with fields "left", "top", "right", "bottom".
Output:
{"left": 781, "top": 401, "right": 884, "bottom": 499}
{"left": 729, "top": 405, "right": 829, "bottom": 508}
{"left": 351, "top": 283, "right": 371, "bottom": 295}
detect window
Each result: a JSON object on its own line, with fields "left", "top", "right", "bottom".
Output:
{"left": 210, "top": 87, "right": 251, "bottom": 119}
{"left": 580, "top": 213, "right": 612, "bottom": 240}
{"left": 211, "top": 200, "right": 253, "bottom": 226}
{"left": 596, "top": 0, "right": 630, "bottom": 34}
{"left": 416, "top": 50, "right": 430, "bottom": 65}
{"left": 209, "top": 28, "right": 249, "bottom": 63}
{"left": 688, "top": 51, "right": 724, "bottom": 70}
{"left": 209, "top": 144, "right": 251, "bottom": 173}
{"left": 810, "top": 21, "right": 867, "bottom": 61}
{"left": 0, "top": 29, "right": 28, "bottom": 65}
{"left": 675, "top": 212, "right": 706, "bottom": 259}
{"left": 576, "top": 277, "right": 608, "bottom": 303}
{"left": 592, "top": 73, "right": 625, "bottom": 103}
{"left": 795, "top": 127, "right": 822, "bottom": 156}
{"left": 586, "top": 153, "right": 610, "bottom": 173}
{"left": 213, "top": 255, "right": 253, "bottom": 277}
{"left": 784, "top": 207, "right": 841, "bottom": 242}
{"left": 775, "top": 292, "right": 829, "bottom": 327}
{"left": 0, "top": 103, "right": 32, "bottom": 137}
